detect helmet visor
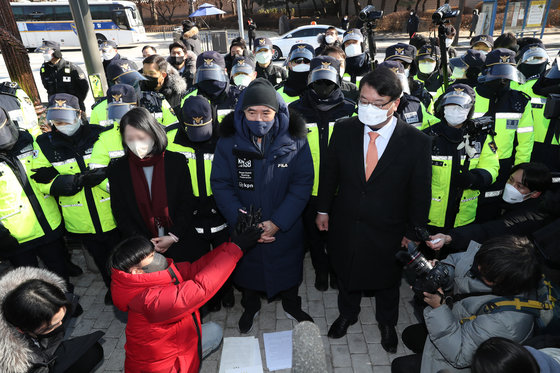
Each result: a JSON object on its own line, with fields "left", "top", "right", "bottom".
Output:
{"left": 108, "top": 103, "right": 135, "bottom": 121}
{"left": 479, "top": 64, "right": 526, "bottom": 84}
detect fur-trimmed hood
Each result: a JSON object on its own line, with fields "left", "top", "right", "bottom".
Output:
{"left": 162, "top": 66, "right": 187, "bottom": 96}
{"left": 0, "top": 267, "right": 67, "bottom": 373}
{"left": 183, "top": 26, "right": 199, "bottom": 39}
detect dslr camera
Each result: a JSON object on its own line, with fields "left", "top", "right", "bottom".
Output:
{"left": 464, "top": 116, "right": 496, "bottom": 138}
{"left": 396, "top": 227, "right": 450, "bottom": 299}
{"left": 432, "top": 3, "right": 460, "bottom": 24}
{"left": 359, "top": 5, "right": 383, "bottom": 22}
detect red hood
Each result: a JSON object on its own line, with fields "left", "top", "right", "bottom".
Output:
{"left": 110, "top": 258, "right": 182, "bottom": 312}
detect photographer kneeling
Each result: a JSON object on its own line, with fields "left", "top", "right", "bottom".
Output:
{"left": 392, "top": 235, "right": 541, "bottom": 373}
{"left": 110, "top": 218, "right": 261, "bottom": 373}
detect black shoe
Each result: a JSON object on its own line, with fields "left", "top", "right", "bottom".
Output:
{"left": 238, "top": 309, "right": 260, "bottom": 334}
{"left": 284, "top": 307, "right": 314, "bottom": 323}
{"left": 66, "top": 260, "right": 83, "bottom": 277}
{"left": 104, "top": 290, "right": 113, "bottom": 305}
{"left": 222, "top": 289, "right": 235, "bottom": 308}
{"left": 328, "top": 315, "right": 357, "bottom": 339}
{"left": 314, "top": 271, "right": 328, "bottom": 292}
{"left": 330, "top": 272, "right": 338, "bottom": 290}
{"left": 379, "top": 324, "right": 398, "bottom": 353}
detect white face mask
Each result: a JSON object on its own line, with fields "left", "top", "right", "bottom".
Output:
{"left": 233, "top": 74, "right": 253, "bottom": 87}
{"left": 292, "top": 63, "right": 310, "bottom": 72}
{"left": 445, "top": 38, "right": 453, "bottom": 48}
{"left": 325, "top": 35, "right": 336, "bottom": 44}
{"left": 502, "top": 183, "right": 532, "bottom": 204}
{"left": 339, "top": 67, "right": 345, "bottom": 78}
{"left": 55, "top": 120, "right": 81, "bottom": 136}
{"left": 256, "top": 51, "right": 272, "bottom": 65}
{"left": 127, "top": 138, "right": 154, "bottom": 159}
{"left": 451, "top": 67, "right": 467, "bottom": 80}
{"left": 404, "top": 68, "right": 410, "bottom": 78}
{"left": 444, "top": 105, "right": 469, "bottom": 126}
{"left": 419, "top": 61, "right": 437, "bottom": 74}
{"left": 102, "top": 50, "right": 117, "bottom": 61}
{"left": 345, "top": 44, "right": 362, "bottom": 58}
{"left": 43, "top": 52, "right": 53, "bottom": 62}
{"left": 358, "top": 103, "right": 391, "bottom": 126}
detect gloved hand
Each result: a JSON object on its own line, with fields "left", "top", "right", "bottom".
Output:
{"left": 30, "top": 167, "right": 59, "bottom": 184}
{"left": 0, "top": 225, "right": 19, "bottom": 259}
{"left": 454, "top": 171, "right": 475, "bottom": 188}
{"left": 232, "top": 206, "right": 263, "bottom": 253}
{"left": 76, "top": 168, "right": 107, "bottom": 188}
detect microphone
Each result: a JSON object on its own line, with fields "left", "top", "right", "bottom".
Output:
{"left": 292, "top": 321, "right": 327, "bottom": 373}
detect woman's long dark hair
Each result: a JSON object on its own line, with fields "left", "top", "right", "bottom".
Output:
{"left": 119, "top": 107, "right": 168, "bottom": 156}
{"left": 472, "top": 337, "right": 540, "bottom": 373}
{"left": 2, "top": 279, "right": 69, "bottom": 333}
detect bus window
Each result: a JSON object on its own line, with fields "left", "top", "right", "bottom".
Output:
{"left": 23, "top": 6, "right": 55, "bottom": 21}
{"left": 12, "top": 6, "right": 24, "bottom": 22}
{"left": 54, "top": 5, "right": 73, "bottom": 21}
{"left": 125, "top": 7, "right": 141, "bottom": 27}
{"left": 112, "top": 9, "right": 129, "bottom": 30}
{"left": 90, "top": 5, "right": 113, "bottom": 20}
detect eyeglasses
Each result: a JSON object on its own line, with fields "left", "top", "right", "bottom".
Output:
{"left": 291, "top": 58, "right": 310, "bottom": 64}
{"left": 359, "top": 98, "right": 394, "bottom": 109}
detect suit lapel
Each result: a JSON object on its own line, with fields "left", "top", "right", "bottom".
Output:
{"left": 367, "top": 119, "right": 406, "bottom": 184}
{"left": 353, "top": 120, "right": 367, "bottom": 185}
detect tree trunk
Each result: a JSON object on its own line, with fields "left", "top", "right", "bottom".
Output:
{"left": 150, "top": 0, "right": 158, "bottom": 25}
{"left": 380, "top": 0, "right": 386, "bottom": 12}
{"left": 285, "top": 0, "right": 291, "bottom": 19}
{"left": 393, "top": 0, "right": 401, "bottom": 12}
{"left": 415, "top": 0, "right": 421, "bottom": 12}
{"left": 311, "top": 0, "right": 319, "bottom": 15}
{"left": 352, "top": 0, "right": 361, "bottom": 16}
{"left": 421, "top": 0, "right": 428, "bottom": 12}
{"left": 231, "top": 0, "right": 236, "bottom": 16}
{"left": 0, "top": 0, "right": 42, "bottom": 108}
{"left": 344, "top": 0, "right": 349, "bottom": 16}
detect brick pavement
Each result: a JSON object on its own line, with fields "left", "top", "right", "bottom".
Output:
{"left": 59, "top": 247, "right": 416, "bottom": 372}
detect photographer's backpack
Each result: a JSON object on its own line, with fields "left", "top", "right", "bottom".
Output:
{"left": 471, "top": 277, "right": 560, "bottom": 335}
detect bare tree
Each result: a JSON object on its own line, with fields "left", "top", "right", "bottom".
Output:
{"left": 154, "top": 0, "right": 184, "bottom": 24}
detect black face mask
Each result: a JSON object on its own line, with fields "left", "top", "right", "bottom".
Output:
{"left": 169, "top": 56, "right": 185, "bottom": 66}
{"left": 140, "top": 76, "right": 160, "bottom": 92}
{"left": 311, "top": 80, "right": 337, "bottom": 99}
{"left": 518, "top": 63, "right": 547, "bottom": 80}
{"left": 477, "top": 78, "right": 510, "bottom": 99}
{"left": 197, "top": 80, "right": 227, "bottom": 99}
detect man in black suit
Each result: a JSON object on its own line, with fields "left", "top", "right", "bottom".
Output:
{"left": 316, "top": 67, "right": 432, "bottom": 352}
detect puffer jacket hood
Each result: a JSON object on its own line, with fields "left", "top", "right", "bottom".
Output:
{"left": 0, "top": 267, "right": 66, "bottom": 373}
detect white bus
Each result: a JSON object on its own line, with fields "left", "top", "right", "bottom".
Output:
{"left": 11, "top": 0, "right": 146, "bottom": 49}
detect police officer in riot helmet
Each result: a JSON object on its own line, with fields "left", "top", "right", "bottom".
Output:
{"left": 277, "top": 43, "right": 315, "bottom": 103}
{"left": 289, "top": 56, "right": 355, "bottom": 291}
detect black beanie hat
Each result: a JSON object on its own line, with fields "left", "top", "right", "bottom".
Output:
{"left": 241, "top": 78, "right": 279, "bottom": 112}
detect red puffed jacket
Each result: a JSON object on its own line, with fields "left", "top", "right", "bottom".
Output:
{"left": 111, "top": 241, "right": 243, "bottom": 373}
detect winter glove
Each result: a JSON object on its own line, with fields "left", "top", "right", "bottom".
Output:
{"left": 50, "top": 174, "right": 82, "bottom": 196}
{"left": 76, "top": 168, "right": 107, "bottom": 188}
{"left": 30, "top": 167, "right": 59, "bottom": 184}
{"left": 454, "top": 171, "right": 476, "bottom": 189}
{"left": 232, "top": 206, "right": 263, "bottom": 253}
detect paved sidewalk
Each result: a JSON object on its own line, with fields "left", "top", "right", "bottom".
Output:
{"left": 60, "top": 247, "right": 417, "bottom": 373}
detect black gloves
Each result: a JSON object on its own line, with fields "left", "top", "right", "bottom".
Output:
{"left": 231, "top": 206, "right": 263, "bottom": 253}
{"left": 0, "top": 224, "right": 19, "bottom": 259}
{"left": 454, "top": 171, "right": 475, "bottom": 189}
{"left": 50, "top": 174, "right": 82, "bottom": 196}
{"left": 30, "top": 167, "right": 59, "bottom": 184}
{"left": 76, "top": 168, "right": 107, "bottom": 188}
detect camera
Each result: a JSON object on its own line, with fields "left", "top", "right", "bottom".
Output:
{"left": 464, "top": 116, "right": 496, "bottom": 138}
{"left": 396, "top": 227, "right": 450, "bottom": 298}
{"left": 359, "top": 5, "right": 383, "bottom": 22}
{"left": 432, "top": 3, "right": 460, "bottom": 24}
{"left": 544, "top": 94, "right": 560, "bottom": 119}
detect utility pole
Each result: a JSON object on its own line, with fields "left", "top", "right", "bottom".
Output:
{"left": 0, "top": 0, "right": 43, "bottom": 112}
{"left": 69, "top": 0, "right": 108, "bottom": 100}
{"left": 237, "top": 0, "right": 244, "bottom": 39}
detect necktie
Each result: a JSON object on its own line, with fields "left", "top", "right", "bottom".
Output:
{"left": 365, "top": 131, "right": 380, "bottom": 181}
